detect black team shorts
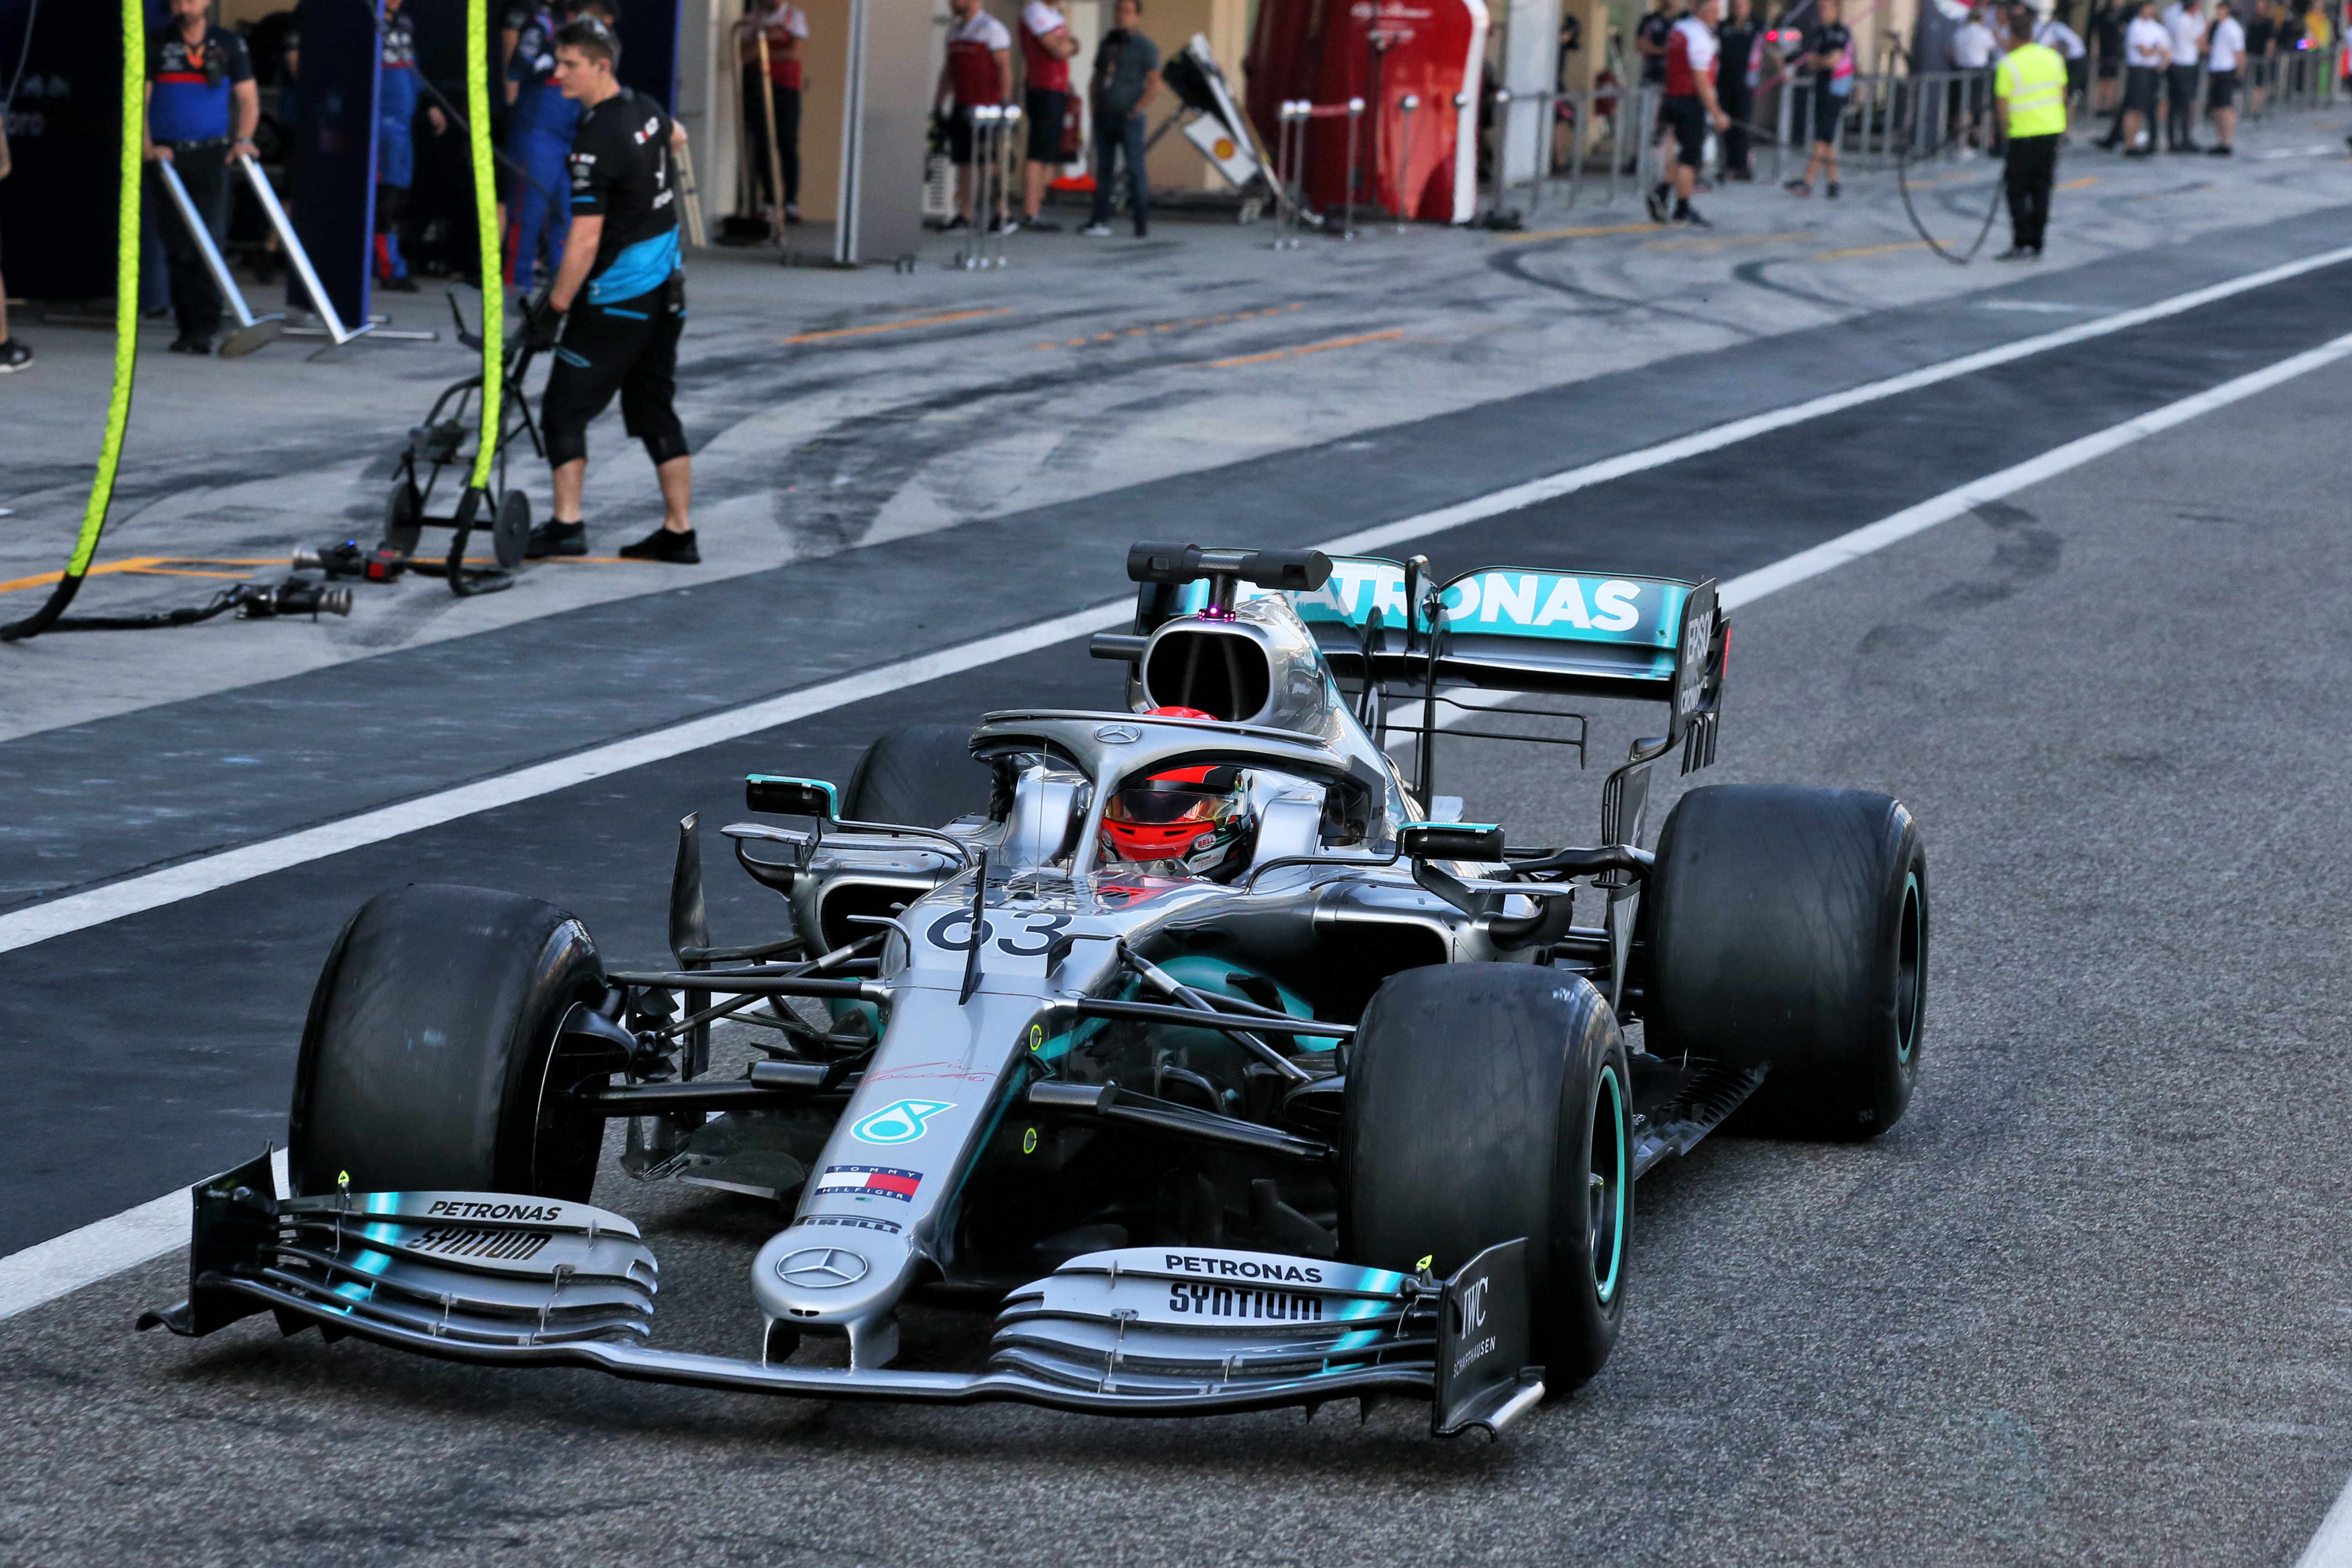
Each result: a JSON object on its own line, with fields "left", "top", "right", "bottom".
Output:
{"left": 2207, "top": 68, "right": 2237, "bottom": 108}
{"left": 541, "top": 276, "right": 690, "bottom": 470}
{"left": 1024, "top": 88, "right": 1067, "bottom": 162}
{"left": 1813, "top": 84, "right": 1848, "bottom": 144}
{"left": 1661, "top": 94, "right": 1707, "bottom": 169}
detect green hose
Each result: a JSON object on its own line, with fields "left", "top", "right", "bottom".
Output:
{"left": 466, "top": 0, "right": 500, "bottom": 493}
{"left": 0, "top": 0, "right": 142, "bottom": 642}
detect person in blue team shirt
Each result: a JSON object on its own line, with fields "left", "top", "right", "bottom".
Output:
{"left": 374, "top": 0, "right": 447, "bottom": 292}
{"left": 505, "top": 1, "right": 583, "bottom": 294}
{"left": 145, "top": 0, "right": 260, "bottom": 355}
{"left": 520, "top": 16, "right": 700, "bottom": 564}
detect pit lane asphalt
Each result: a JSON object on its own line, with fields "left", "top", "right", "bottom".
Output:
{"left": 6, "top": 218, "right": 2352, "bottom": 1255}
{"left": 5, "top": 223, "right": 2352, "bottom": 1566}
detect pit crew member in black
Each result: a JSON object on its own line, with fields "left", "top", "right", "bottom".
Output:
{"left": 524, "top": 16, "right": 699, "bottom": 564}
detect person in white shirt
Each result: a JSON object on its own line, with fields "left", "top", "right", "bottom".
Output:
{"left": 1951, "top": 6, "right": 2002, "bottom": 144}
{"left": 2203, "top": 0, "right": 2243, "bottom": 149}
{"left": 934, "top": 0, "right": 1014, "bottom": 232}
{"left": 2122, "top": 0, "right": 2172, "bottom": 152}
{"left": 2159, "top": 0, "right": 2205, "bottom": 148}
{"left": 2036, "top": 10, "right": 2089, "bottom": 110}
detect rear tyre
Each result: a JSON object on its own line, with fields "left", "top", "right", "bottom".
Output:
{"left": 843, "top": 723, "right": 991, "bottom": 828}
{"left": 1642, "top": 784, "right": 1928, "bottom": 1140}
{"left": 1342, "top": 965, "right": 1631, "bottom": 1389}
{"left": 289, "top": 883, "right": 614, "bottom": 1199}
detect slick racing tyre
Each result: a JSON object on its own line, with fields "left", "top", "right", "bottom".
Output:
{"left": 289, "top": 884, "right": 614, "bottom": 1200}
{"left": 1641, "top": 784, "right": 1928, "bottom": 1141}
{"left": 843, "top": 723, "right": 992, "bottom": 828}
{"left": 1342, "top": 965, "right": 1632, "bottom": 1390}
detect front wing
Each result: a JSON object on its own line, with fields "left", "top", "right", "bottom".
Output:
{"left": 138, "top": 1153, "right": 1544, "bottom": 1438}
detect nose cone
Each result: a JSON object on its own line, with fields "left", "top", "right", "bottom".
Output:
{"left": 753, "top": 1222, "right": 916, "bottom": 1325}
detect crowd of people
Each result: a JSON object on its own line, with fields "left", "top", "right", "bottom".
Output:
{"left": 1612, "top": 0, "right": 2343, "bottom": 226}
{"left": 929, "top": 0, "right": 1162, "bottom": 238}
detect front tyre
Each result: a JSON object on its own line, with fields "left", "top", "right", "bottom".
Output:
{"left": 1642, "top": 784, "right": 1928, "bottom": 1140}
{"left": 843, "top": 723, "right": 992, "bottom": 828}
{"left": 289, "top": 884, "right": 613, "bottom": 1199}
{"left": 1341, "top": 965, "right": 1632, "bottom": 1390}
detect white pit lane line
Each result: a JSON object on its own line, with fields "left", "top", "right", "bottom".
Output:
{"left": 7, "top": 243, "right": 2352, "bottom": 966}
{"left": 5, "top": 259, "right": 2352, "bottom": 1331}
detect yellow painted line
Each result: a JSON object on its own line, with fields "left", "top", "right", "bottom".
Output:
{"left": 1207, "top": 328, "right": 1405, "bottom": 370}
{"left": 1034, "top": 301, "right": 1308, "bottom": 349}
{"left": 1643, "top": 229, "right": 1806, "bottom": 252}
{"left": 1814, "top": 240, "right": 1927, "bottom": 261}
{"left": 784, "top": 306, "right": 1012, "bottom": 345}
{"left": 1497, "top": 222, "right": 1660, "bottom": 244}
{"left": 2058, "top": 175, "right": 2100, "bottom": 191}
{"left": 0, "top": 556, "right": 284, "bottom": 595}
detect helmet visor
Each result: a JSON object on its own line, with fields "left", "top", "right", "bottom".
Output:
{"left": 1107, "top": 787, "right": 1225, "bottom": 827}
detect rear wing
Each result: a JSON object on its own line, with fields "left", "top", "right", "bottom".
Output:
{"left": 1153, "top": 554, "right": 1726, "bottom": 772}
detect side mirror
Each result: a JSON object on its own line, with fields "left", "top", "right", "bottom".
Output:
{"left": 745, "top": 775, "right": 840, "bottom": 819}
{"left": 1398, "top": 822, "right": 1507, "bottom": 862}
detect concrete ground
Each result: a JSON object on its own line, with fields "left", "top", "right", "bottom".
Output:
{"left": 4, "top": 103, "right": 2352, "bottom": 1568}
{"left": 4, "top": 110, "right": 2349, "bottom": 738}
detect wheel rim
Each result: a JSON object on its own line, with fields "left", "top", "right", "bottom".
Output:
{"left": 1895, "top": 871, "right": 1924, "bottom": 1065}
{"left": 1590, "top": 1063, "right": 1627, "bottom": 1304}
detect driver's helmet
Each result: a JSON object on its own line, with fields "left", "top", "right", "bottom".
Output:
{"left": 1099, "top": 760, "right": 1257, "bottom": 882}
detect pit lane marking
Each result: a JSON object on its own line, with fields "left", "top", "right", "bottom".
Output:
{"left": 1034, "top": 302, "right": 1306, "bottom": 349}
{"left": 1206, "top": 328, "right": 1405, "bottom": 369}
{"left": 10, "top": 322, "right": 2352, "bottom": 1313}
{"left": 5, "top": 240, "right": 2351, "bottom": 976}
{"left": 784, "top": 307, "right": 1013, "bottom": 345}
{"left": 0, "top": 557, "right": 284, "bottom": 595}
{"left": 1494, "top": 222, "right": 1660, "bottom": 243}
{"left": 1815, "top": 240, "right": 1928, "bottom": 261}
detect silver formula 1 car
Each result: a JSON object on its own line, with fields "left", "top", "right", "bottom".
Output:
{"left": 144, "top": 543, "right": 1928, "bottom": 1438}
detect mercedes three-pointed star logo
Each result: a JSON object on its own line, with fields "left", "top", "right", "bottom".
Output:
{"left": 775, "top": 1246, "right": 870, "bottom": 1289}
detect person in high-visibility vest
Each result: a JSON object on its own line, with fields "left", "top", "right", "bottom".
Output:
{"left": 1994, "top": 4, "right": 2068, "bottom": 260}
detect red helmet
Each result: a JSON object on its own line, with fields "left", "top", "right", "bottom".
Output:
{"left": 1098, "top": 763, "right": 1256, "bottom": 881}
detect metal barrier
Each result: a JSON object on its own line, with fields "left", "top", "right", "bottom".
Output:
{"left": 952, "top": 103, "right": 1022, "bottom": 271}
{"left": 1266, "top": 98, "right": 1365, "bottom": 246}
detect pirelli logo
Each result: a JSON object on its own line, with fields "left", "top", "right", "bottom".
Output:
{"left": 409, "top": 1226, "right": 555, "bottom": 1261}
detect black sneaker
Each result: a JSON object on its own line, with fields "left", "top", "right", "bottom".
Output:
{"left": 1826, "top": 181, "right": 1841, "bottom": 199}
{"left": 2207, "top": 143, "right": 2233, "bottom": 155}
{"left": 618, "top": 526, "right": 701, "bottom": 564}
{"left": 0, "top": 339, "right": 31, "bottom": 374}
{"left": 524, "top": 519, "right": 588, "bottom": 558}
{"left": 1783, "top": 178, "right": 1810, "bottom": 195}
{"left": 1022, "top": 216, "right": 1062, "bottom": 231}
{"left": 1673, "top": 204, "right": 1713, "bottom": 228}
{"left": 379, "top": 274, "right": 421, "bottom": 293}
{"left": 167, "top": 335, "right": 213, "bottom": 356}
{"left": 1645, "top": 182, "right": 1670, "bottom": 222}
{"left": 941, "top": 213, "right": 971, "bottom": 231}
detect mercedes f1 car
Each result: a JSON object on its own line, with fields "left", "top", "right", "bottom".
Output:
{"left": 144, "top": 543, "right": 1929, "bottom": 1438}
